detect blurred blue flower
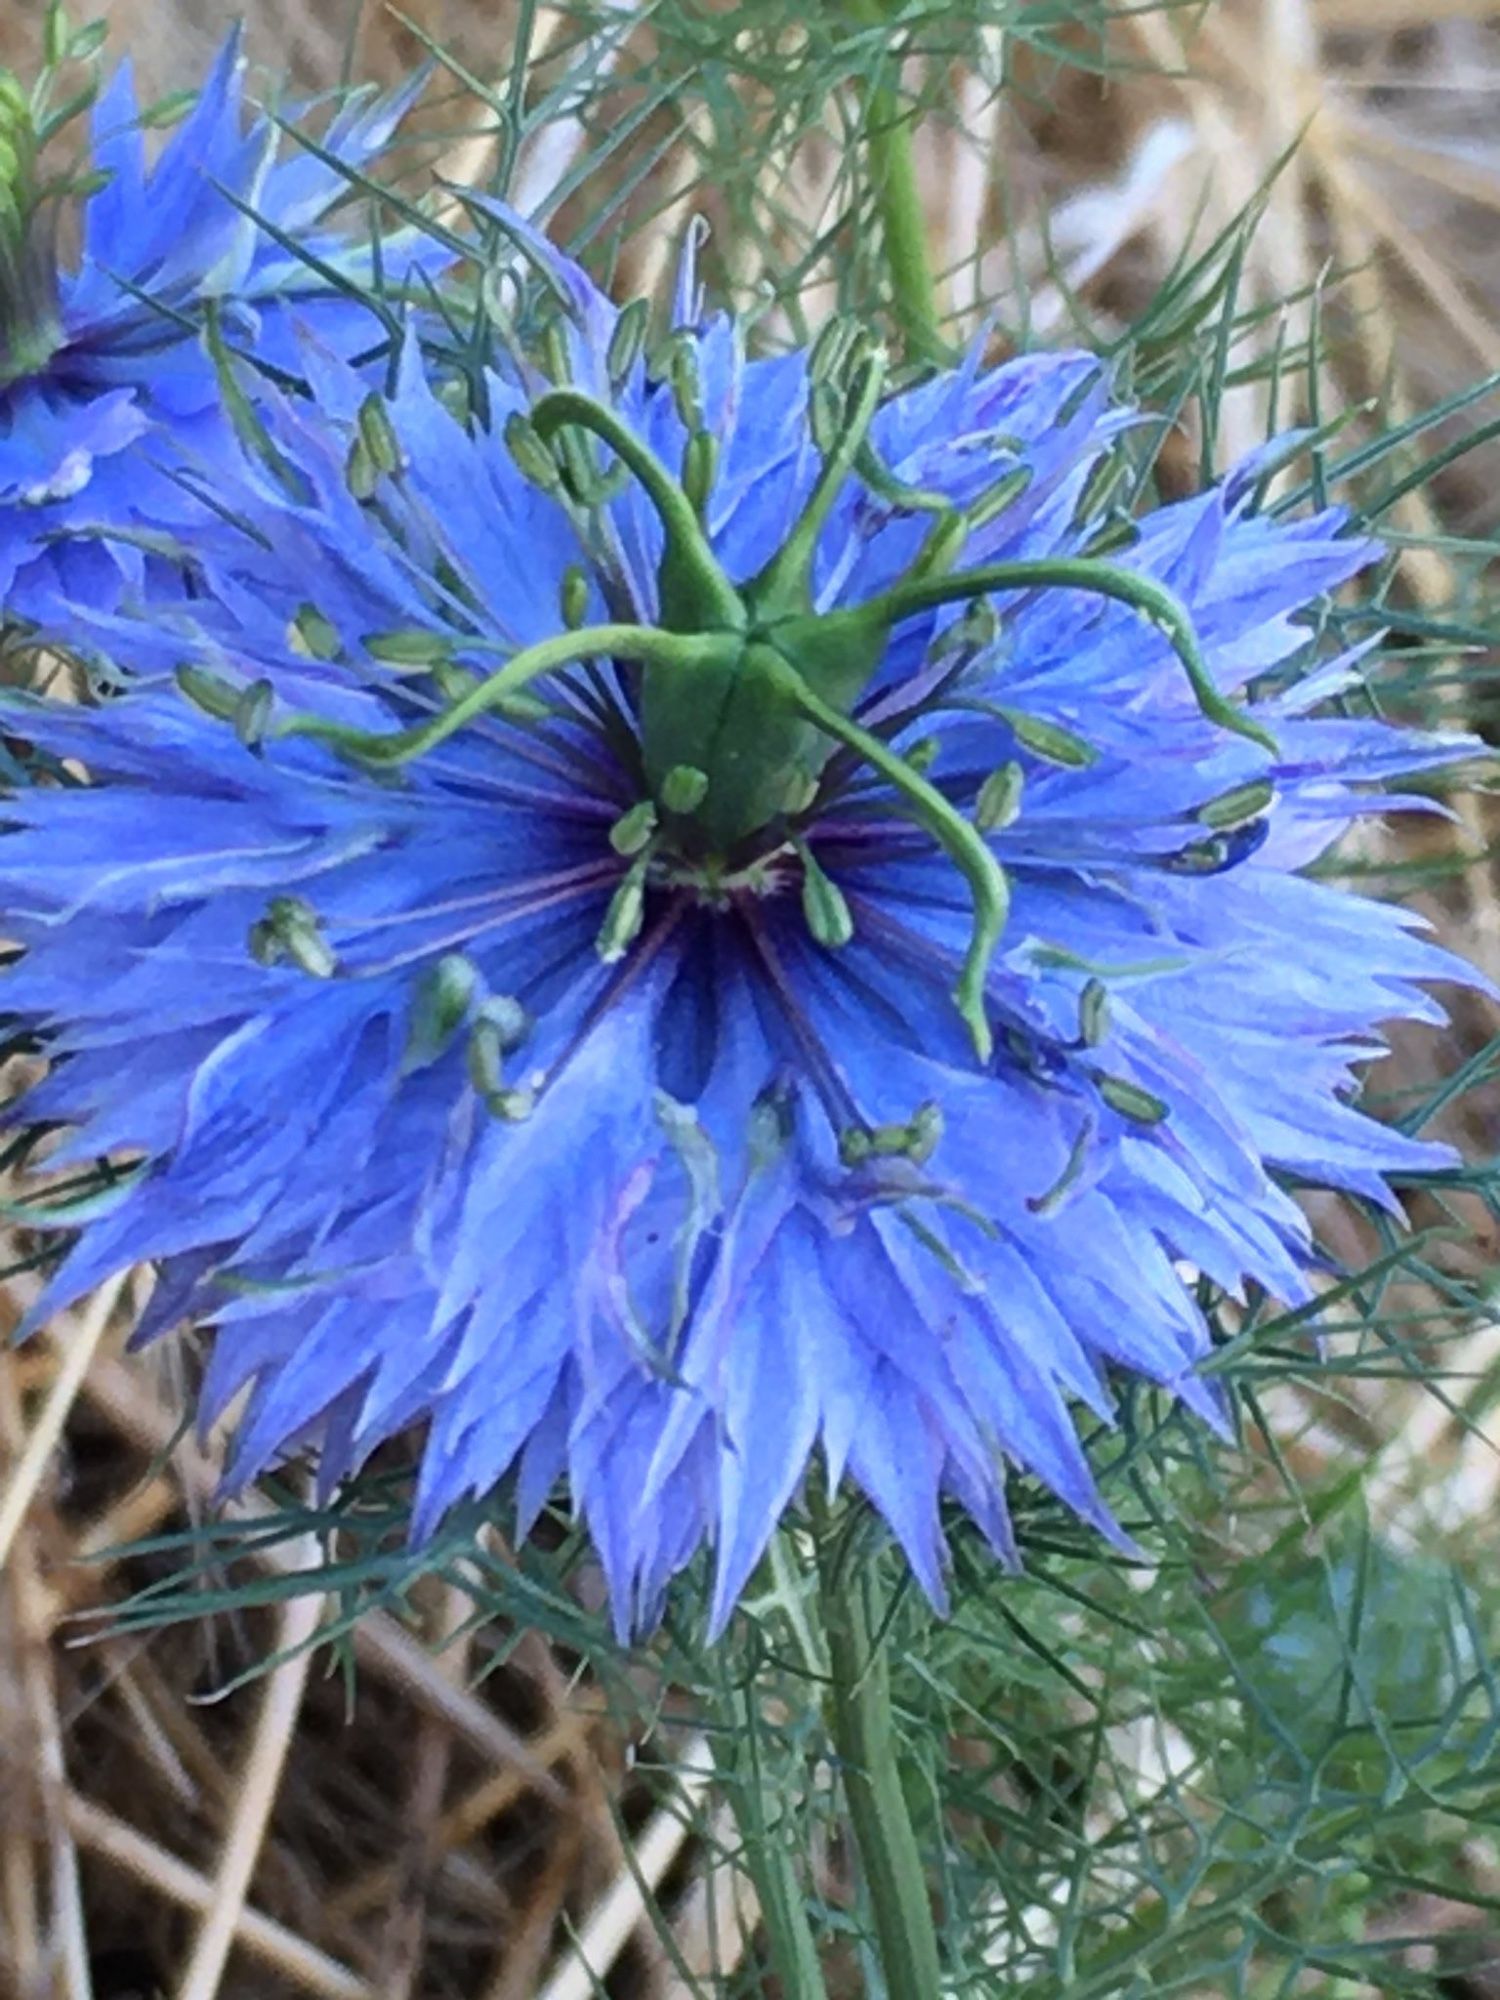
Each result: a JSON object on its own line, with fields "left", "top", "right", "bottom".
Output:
{"left": 0, "top": 31, "right": 429, "bottom": 625}
{"left": 3, "top": 231, "right": 1480, "bottom": 1635}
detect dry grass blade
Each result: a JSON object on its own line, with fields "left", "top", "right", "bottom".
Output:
{"left": 172, "top": 1538, "right": 326, "bottom": 2000}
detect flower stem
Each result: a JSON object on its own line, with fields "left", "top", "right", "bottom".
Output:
{"left": 817, "top": 1519, "right": 943, "bottom": 2000}
{"left": 850, "top": 0, "right": 944, "bottom": 364}
{"left": 708, "top": 1664, "right": 829, "bottom": 2000}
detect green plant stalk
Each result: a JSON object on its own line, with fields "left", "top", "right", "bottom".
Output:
{"left": 850, "top": 0, "right": 944, "bottom": 362}
{"left": 817, "top": 1529, "right": 943, "bottom": 2000}
{"left": 710, "top": 1669, "right": 829, "bottom": 2000}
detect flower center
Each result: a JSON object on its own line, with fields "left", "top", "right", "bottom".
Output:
{"left": 267, "top": 325, "right": 1275, "bottom": 1063}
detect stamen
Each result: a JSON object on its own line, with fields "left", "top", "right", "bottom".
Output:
{"left": 606, "top": 298, "right": 650, "bottom": 389}
{"left": 248, "top": 896, "right": 337, "bottom": 980}
{"left": 795, "top": 838, "right": 854, "bottom": 951}
{"left": 609, "top": 799, "right": 658, "bottom": 856}
{"left": 974, "top": 761, "right": 1024, "bottom": 833}
{"left": 1093, "top": 1072, "right": 1168, "bottom": 1125}
{"left": 596, "top": 851, "right": 651, "bottom": 962}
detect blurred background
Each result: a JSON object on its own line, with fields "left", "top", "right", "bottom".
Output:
{"left": 3, "top": 2, "right": 1500, "bottom": 1995}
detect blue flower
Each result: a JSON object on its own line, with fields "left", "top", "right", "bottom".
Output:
{"left": 0, "top": 31, "right": 430, "bottom": 626}
{"left": 4, "top": 232, "right": 1480, "bottom": 1636}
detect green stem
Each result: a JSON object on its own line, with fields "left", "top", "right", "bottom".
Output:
{"left": 761, "top": 645, "right": 1008, "bottom": 1062}
{"left": 708, "top": 1664, "right": 829, "bottom": 2000}
{"left": 278, "top": 623, "right": 733, "bottom": 765}
{"left": 817, "top": 1520, "right": 943, "bottom": 2000}
{"left": 851, "top": 0, "right": 944, "bottom": 363}
{"left": 853, "top": 556, "right": 1280, "bottom": 753}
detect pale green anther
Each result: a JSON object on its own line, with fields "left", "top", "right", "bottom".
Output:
{"left": 838, "top": 1102, "right": 942, "bottom": 1170}
{"left": 932, "top": 597, "right": 997, "bottom": 661}
{"left": 1199, "top": 777, "right": 1275, "bottom": 830}
{"left": 431, "top": 657, "right": 477, "bottom": 705}
{"left": 357, "top": 393, "right": 401, "bottom": 478}
{"left": 974, "top": 760, "right": 1024, "bottom": 833}
{"left": 467, "top": 1016, "right": 536, "bottom": 1121}
{"left": 609, "top": 799, "right": 658, "bottom": 856}
{"left": 596, "top": 859, "right": 649, "bottom": 963}
{"left": 364, "top": 628, "right": 453, "bottom": 667}
{"left": 466, "top": 1013, "right": 504, "bottom": 1100}
{"left": 1095, "top": 1073, "right": 1168, "bottom": 1126}
{"left": 907, "top": 1100, "right": 944, "bottom": 1166}
{"left": 345, "top": 435, "right": 379, "bottom": 502}
{"left": 560, "top": 564, "right": 590, "bottom": 630}
{"left": 1003, "top": 708, "right": 1096, "bottom": 769}
{"left": 477, "top": 992, "right": 530, "bottom": 1052}
{"left": 1071, "top": 451, "right": 1131, "bottom": 531}
{"left": 660, "top": 764, "right": 709, "bottom": 814}
{"left": 291, "top": 604, "right": 341, "bottom": 661}
{"left": 797, "top": 841, "right": 854, "bottom": 950}
{"left": 234, "top": 679, "right": 274, "bottom": 750}
{"left": 1078, "top": 977, "right": 1109, "bottom": 1048}
{"left": 406, "top": 953, "right": 479, "bottom": 1070}
{"left": 249, "top": 897, "right": 337, "bottom": 980}
{"left": 682, "top": 430, "right": 718, "bottom": 516}
{"left": 809, "top": 313, "right": 857, "bottom": 386}
{"left": 175, "top": 664, "right": 243, "bottom": 723}
{"left": 504, "top": 411, "right": 564, "bottom": 496}
{"left": 606, "top": 297, "right": 650, "bottom": 390}
{"left": 808, "top": 380, "right": 842, "bottom": 457}
{"left": 905, "top": 736, "right": 938, "bottom": 775}
{"left": 666, "top": 335, "right": 703, "bottom": 431}
{"left": 280, "top": 915, "right": 337, "bottom": 981}
{"left": 966, "top": 465, "right": 1035, "bottom": 537}
{"left": 540, "top": 318, "right": 574, "bottom": 389}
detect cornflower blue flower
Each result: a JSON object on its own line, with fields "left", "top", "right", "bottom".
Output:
{"left": 0, "top": 30, "right": 428, "bottom": 626}
{"left": 3, "top": 223, "right": 1480, "bottom": 1636}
